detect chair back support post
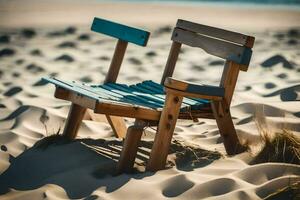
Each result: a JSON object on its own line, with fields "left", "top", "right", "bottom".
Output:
{"left": 160, "top": 41, "right": 182, "bottom": 84}
{"left": 104, "top": 39, "right": 128, "bottom": 83}
{"left": 219, "top": 61, "right": 240, "bottom": 105}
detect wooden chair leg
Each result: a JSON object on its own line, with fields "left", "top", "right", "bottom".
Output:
{"left": 106, "top": 115, "right": 127, "bottom": 138}
{"left": 146, "top": 92, "right": 183, "bottom": 171}
{"left": 211, "top": 101, "right": 246, "bottom": 155}
{"left": 63, "top": 103, "right": 86, "bottom": 139}
{"left": 117, "top": 124, "right": 144, "bottom": 173}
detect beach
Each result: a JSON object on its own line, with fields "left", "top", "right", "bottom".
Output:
{"left": 0, "top": 0, "right": 299, "bottom": 199}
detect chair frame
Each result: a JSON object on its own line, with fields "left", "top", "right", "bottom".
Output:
{"left": 47, "top": 18, "right": 255, "bottom": 173}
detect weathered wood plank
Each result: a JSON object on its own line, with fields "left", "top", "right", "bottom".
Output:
{"left": 91, "top": 17, "right": 150, "bottom": 46}
{"left": 220, "top": 61, "right": 240, "bottom": 105}
{"left": 137, "top": 81, "right": 210, "bottom": 104}
{"left": 164, "top": 87, "right": 223, "bottom": 101}
{"left": 161, "top": 41, "right": 182, "bottom": 84}
{"left": 177, "top": 19, "right": 255, "bottom": 48}
{"left": 172, "top": 28, "right": 253, "bottom": 67}
{"left": 165, "top": 77, "right": 225, "bottom": 98}
{"left": 95, "top": 101, "right": 161, "bottom": 121}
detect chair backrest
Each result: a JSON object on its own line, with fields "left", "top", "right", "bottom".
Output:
{"left": 171, "top": 19, "right": 255, "bottom": 71}
{"left": 161, "top": 19, "right": 255, "bottom": 105}
{"left": 91, "top": 17, "right": 150, "bottom": 84}
{"left": 91, "top": 17, "right": 150, "bottom": 46}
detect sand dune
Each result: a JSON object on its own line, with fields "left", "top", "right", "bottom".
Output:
{"left": 0, "top": 1, "right": 300, "bottom": 200}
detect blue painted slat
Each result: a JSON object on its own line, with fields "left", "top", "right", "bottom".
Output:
{"left": 137, "top": 81, "right": 208, "bottom": 106}
{"left": 101, "top": 84, "right": 162, "bottom": 109}
{"left": 91, "top": 17, "right": 150, "bottom": 46}
{"left": 131, "top": 84, "right": 194, "bottom": 107}
{"left": 108, "top": 83, "right": 166, "bottom": 105}
{"left": 43, "top": 77, "right": 211, "bottom": 112}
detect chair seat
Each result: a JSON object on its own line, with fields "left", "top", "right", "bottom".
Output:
{"left": 43, "top": 77, "right": 214, "bottom": 120}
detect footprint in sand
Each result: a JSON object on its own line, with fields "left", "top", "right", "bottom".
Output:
{"left": 128, "top": 57, "right": 142, "bottom": 65}
{"left": 261, "top": 54, "right": 294, "bottom": 69}
{"left": 15, "top": 59, "right": 24, "bottom": 65}
{"left": 12, "top": 72, "right": 20, "bottom": 78}
{"left": 0, "top": 35, "right": 10, "bottom": 44}
{"left": 30, "top": 49, "right": 43, "bottom": 56}
{"left": 98, "top": 56, "right": 110, "bottom": 61}
{"left": 78, "top": 34, "right": 90, "bottom": 41}
{"left": 264, "top": 82, "right": 277, "bottom": 89}
{"left": 276, "top": 73, "right": 287, "bottom": 79}
{"left": 54, "top": 54, "right": 74, "bottom": 62}
{"left": 56, "top": 41, "right": 77, "bottom": 48}
{"left": 145, "top": 51, "right": 157, "bottom": 57}
{"left": 287, "top": 28, "right": 300, "bottom": 37}
{"left": 26, "top": 63, "right": 45, "bottom": 73}
{"left": 3, "top": 87, "right": 23, "bottom": 97}
{"left": 0, "top": 48, "right": 15, "bottom": 58}
{"left": 21, "top": 28, "right": 36, "bottom": 39}
{"left": 47, "top": 26, "right": 77, "bottom": 37}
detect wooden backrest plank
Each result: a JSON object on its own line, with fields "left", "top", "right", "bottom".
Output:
{"left": 172, "top": 28, "right": 252, "bottom": 68}
{"left": 177, "top": 19, "right": 254, "bottom": 48}
{"left": 91, "top": 17, "right": 150, "bottom": 46}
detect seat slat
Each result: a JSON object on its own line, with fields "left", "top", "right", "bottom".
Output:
{"left": 100, "top": 84, "right": 163, "bottom": 109}
{"left": 108, "top": 83, "right": 166, "bottom": 105}
{"left": 104, "top": 83, "right": 164, "bottom": 108}
{"left": 116, "top": 83, "right": 205, "bottom": 110}
{"left": 43, "top": 77, "right": 212, "bottom": 113}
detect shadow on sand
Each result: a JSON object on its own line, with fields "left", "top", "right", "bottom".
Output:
{"left": 0, "top": 134, "right": 221, "bottom": 199}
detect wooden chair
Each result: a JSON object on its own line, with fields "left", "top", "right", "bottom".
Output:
{"left": 43, "top": 18, "right": 255, "bottom": 173}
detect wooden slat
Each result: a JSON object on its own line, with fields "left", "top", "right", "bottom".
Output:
{"left": 138, "top": 81, "right": 210, "bottom": 104}
{"left": 165, "top": 77, "right": 225, "bottom": 98}
{"left": 177, "top": 19, "right": 255, "bottom": 48}
{"left": 172, "top": 28, "right": 253, "bottom": 67}
{"left": 104, "top": 40, "right": 128, "bottom": 83}
{"left": 164, "top": 87, "right": 223, "bottom": 101}
{"left": 106, "top": 83, "right": 165, "bottom": 107}
{"left": 131, "top": 84, "right": 202, "bottom": 107}
{"left": 160, "top": 41, "right": 182, "bottom": 84}
{"left": 95, "top": 101, "right": 161, "bottom": 121}
{"left": 91, "top": 17, "right": 150, "bottom": 46}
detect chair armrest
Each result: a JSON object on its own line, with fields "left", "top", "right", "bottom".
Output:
{"left": 164, "top": 77, "right": 225, "bottom": 100}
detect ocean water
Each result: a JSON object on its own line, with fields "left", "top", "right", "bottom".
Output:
{"left": 107, "top": 0, "right": 300, "bottom": 5}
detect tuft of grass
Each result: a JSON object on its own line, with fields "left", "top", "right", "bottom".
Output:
{"left": 251, "top": 128, "right": 300, "bottom": 165}
{"left": 33, "top": 127, "right": 73, "bottom": 150}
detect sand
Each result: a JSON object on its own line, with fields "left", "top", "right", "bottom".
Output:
{"left": 0, "top": 0, "right": 299, "bottom": 199}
